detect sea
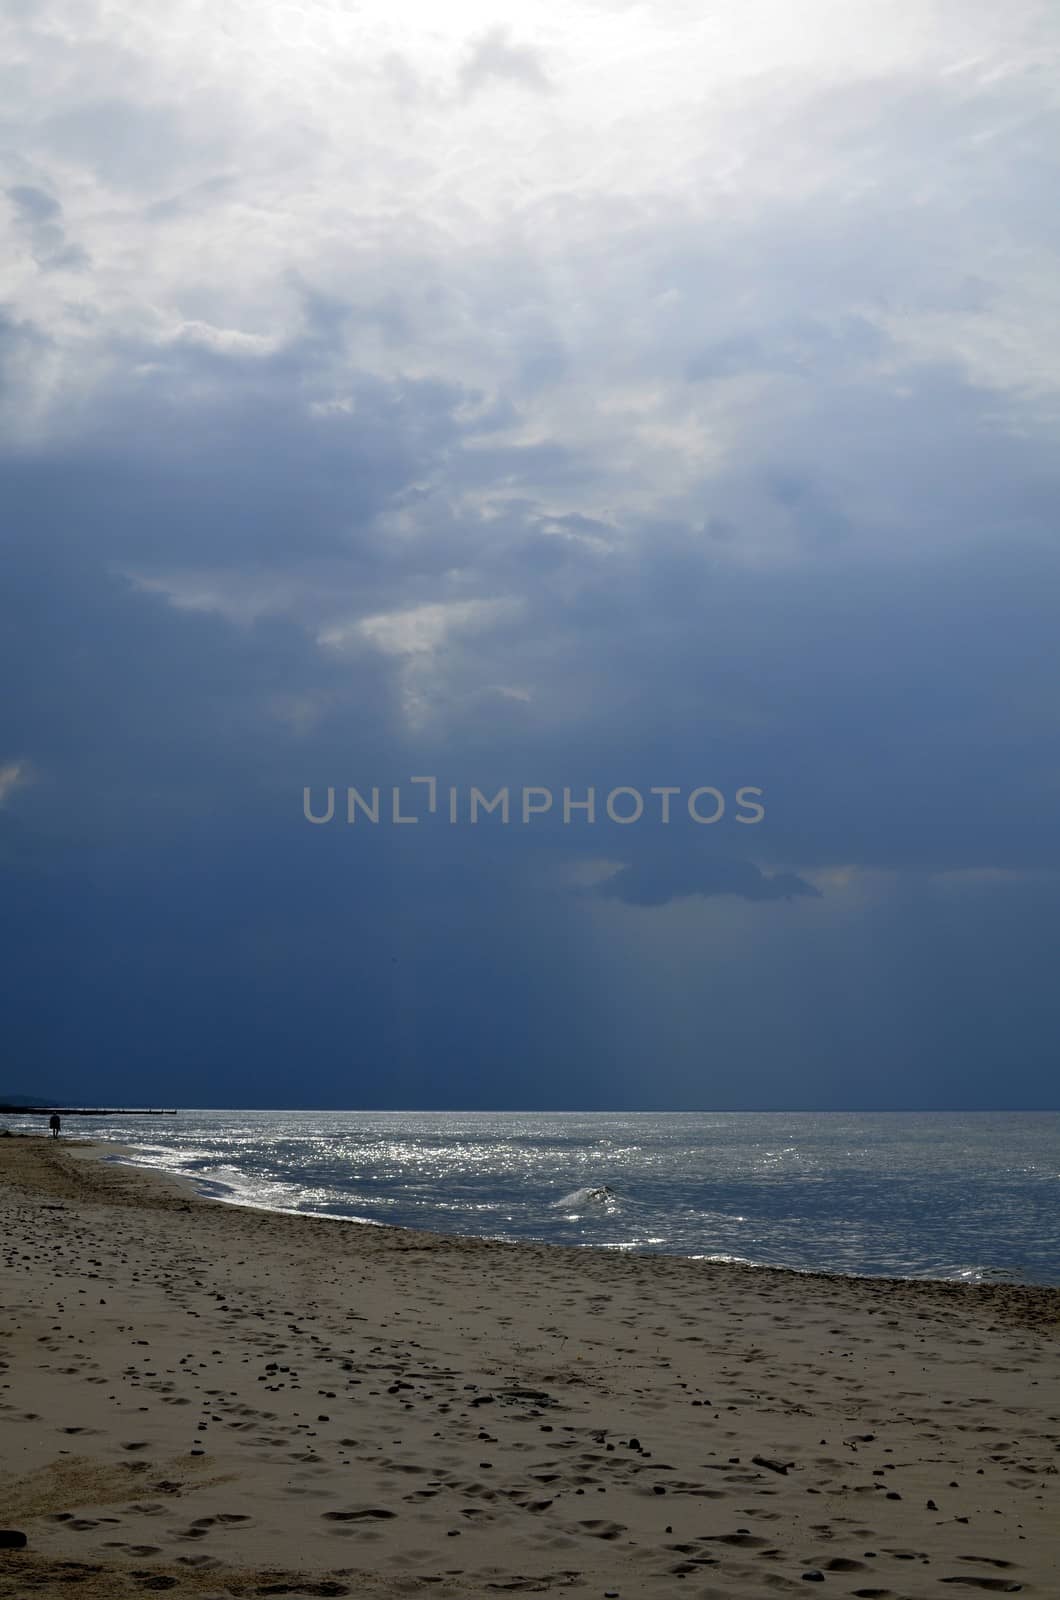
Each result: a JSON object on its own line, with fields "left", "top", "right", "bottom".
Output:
{"left": 9, "top": 1109, "right": 1060, "bottom": 1286}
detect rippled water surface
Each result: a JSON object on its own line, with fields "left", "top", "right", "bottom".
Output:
{"left": 10, "top": 1109, "right": 1059, "bottom": 1284}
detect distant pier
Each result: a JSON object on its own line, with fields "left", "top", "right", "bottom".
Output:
{"left": 0, "top": 1106, "right": 178, "bottom": 1117}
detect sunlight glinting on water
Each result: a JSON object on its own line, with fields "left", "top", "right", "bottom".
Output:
{"left": 10, "top": 1109, "right": 1056, "bottom": 1285}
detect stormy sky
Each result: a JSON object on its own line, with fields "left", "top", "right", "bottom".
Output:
{"left": 3, "top": 1, "right": 1059, "bottom": 1109}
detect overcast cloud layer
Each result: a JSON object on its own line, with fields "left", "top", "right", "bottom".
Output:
{"left": 3, "top": 0, "right": 1059, "bottom": 1108}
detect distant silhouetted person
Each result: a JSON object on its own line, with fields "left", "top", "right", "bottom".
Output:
{"left": 48, "top": 1113, "right": 61, "bottom": 1139}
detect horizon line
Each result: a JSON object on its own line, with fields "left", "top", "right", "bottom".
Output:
{"left": 13, "top": 1105, "right": 1057, "bottom": 1116}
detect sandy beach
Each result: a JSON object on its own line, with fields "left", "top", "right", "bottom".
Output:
{"left": 1, "top": 1136, "right": 1057, "bottom": 1599}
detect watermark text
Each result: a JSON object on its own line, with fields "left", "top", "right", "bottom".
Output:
{"left": 303, "top": 781, "right": 765, "bottom": 827}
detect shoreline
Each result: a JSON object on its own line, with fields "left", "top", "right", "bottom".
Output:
{"left": 62, "top": 1131, "right": 1060, "bottom": 1294}
{"left": 1, "top": 1134, "right": 1058, "bottom": 1598}
{"left": 24, "top": 1126, "right": 1056, "bottom": 1299}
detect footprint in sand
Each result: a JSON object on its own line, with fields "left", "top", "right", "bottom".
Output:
{"left": 939, "top": 1582, "right": 1023, "bottom": 1593}
{"left": 701, "top": 1531, "right": 771, "bottom": 1548}
{"left": 256, "top": 1586, "right": 351, "bottom": 1597}
{"left": 322, "top": 1508, "right": 396, "bottom": 1521}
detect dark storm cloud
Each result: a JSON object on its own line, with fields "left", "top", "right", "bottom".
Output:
{"left": 2, "top": 0, "right": 1059, "bottom": 1107}
{"left": 595, "top": 851, "right": 821, "bottom": 908}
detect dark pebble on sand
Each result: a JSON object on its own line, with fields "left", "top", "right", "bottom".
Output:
{"left": 802, "top": 1573, "right": 824, "bottom": 1583}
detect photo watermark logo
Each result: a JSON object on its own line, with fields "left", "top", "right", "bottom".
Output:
{"left": 303, "top": 779, "right": 765, "bottom": 826}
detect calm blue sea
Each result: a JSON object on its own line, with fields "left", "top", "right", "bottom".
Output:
{"left": 10, "top": 1110, "right": 1060, "bottom": 1285}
